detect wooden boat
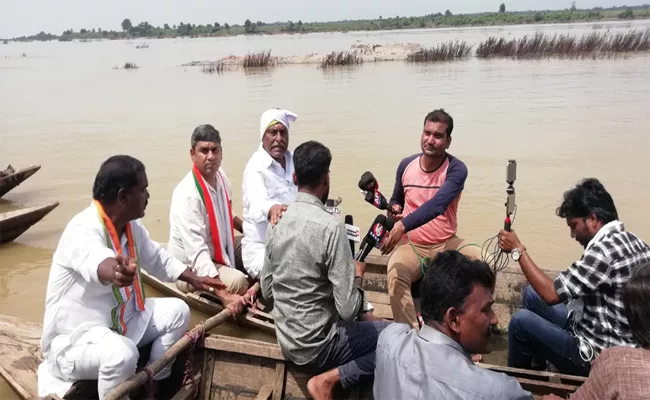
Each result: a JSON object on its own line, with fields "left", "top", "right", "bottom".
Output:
{"left": 0, "top": 310, "right": 585, "bottom": 400}
{"left": 0, "top": 165, "right": 41, "bottom": 198}
{"left": 0, "top": 202, "right": 59, "bottom": 245}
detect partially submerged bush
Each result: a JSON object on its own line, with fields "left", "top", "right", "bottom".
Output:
{"left": 476, "top": 29, "right": 650, "bottom": 59}
{"left": 201, "top": 61, "right": 225, "bottom": 74}
{"left": 406, "top": 40, "right": 473, "bottom": 62}
{"left": 123, "top": 62, "right": 139, "bottom": 69}
{"left": 242, "top": 50, "right": 273, "bottom": 68}
{"left": 320, "top": 51, "right": 363, "bottom": 68}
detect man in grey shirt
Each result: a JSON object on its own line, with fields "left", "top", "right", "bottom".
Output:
{"left": 374, "top": 251, "right": 533, "bottom": 400}
{"left": 262, "top": 140, "right": 390, "bottom": 400}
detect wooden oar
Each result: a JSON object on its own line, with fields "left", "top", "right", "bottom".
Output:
{"left": 104, "top": 282, "right": 261, "bottom": 400}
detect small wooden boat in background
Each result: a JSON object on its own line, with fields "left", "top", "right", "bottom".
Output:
{"left": 0, "top": 165, "right": 41, "bottom": 198}
{"left": 0, "top": 202, "right": 59, "bottom": 244}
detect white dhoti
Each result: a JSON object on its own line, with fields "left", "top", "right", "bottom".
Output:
{"left": 242, "top": 241, "right": 266, "bottom": 281}
{"left": 38, "top": 297, "right": 190, "bottom": 400}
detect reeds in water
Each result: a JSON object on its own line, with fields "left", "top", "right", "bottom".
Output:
{"left": 242, "top": 50, "right": 274, "bottom": 68}
{"left": 406, "top": 40, "right": 473, "bottom": 62}
{"left": 201, "top": 62, "right": 225, "bottom": 74}
{"left": 476, "top": 29, "right": 650, "bottom": 59}
{"left": 320, "top": 51, "right": 363, "bottom": 68}
{"left": 123, "top": 62, "right": 139, "bottom": 69}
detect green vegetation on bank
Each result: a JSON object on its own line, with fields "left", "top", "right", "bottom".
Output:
{"left": 5, "top": 5, "right": 650, "bottom": 42}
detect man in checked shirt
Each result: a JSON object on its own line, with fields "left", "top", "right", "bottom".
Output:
{"left": 498, "top": 178, "right": 650, "bottom": 376}
{"left": 543, "top": 261, "right": 650, "bottom": 400}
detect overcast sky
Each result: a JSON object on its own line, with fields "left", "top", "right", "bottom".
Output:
{"left": 2, "top": 0, "right": 647, "bottom": 38}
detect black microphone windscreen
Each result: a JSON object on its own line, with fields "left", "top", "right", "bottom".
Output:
{"left": 385, "top": 216, "right": 395, "bottom": 231}
{"left": 371, "top": 214, "right": 387, "bottom": 226}
{"left": 344, "top": 215, "right": 353, "bottom": 225}
{"left": 358, "top": 171, "right": 377, "bottom": 191}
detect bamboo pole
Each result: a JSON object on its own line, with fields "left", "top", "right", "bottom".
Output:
{"left": 104, "top": 282, "right": 261, "bottom": 400}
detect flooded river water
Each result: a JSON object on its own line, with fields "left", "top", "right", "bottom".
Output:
{"left": 1, "top": 19, "right": 650, "bottom": 398}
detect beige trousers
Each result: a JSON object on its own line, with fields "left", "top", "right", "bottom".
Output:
{"left": 387, "top": 235, "right": 482, "bottom": 329}
{"left": 176, "top": 236, "right": 249, "bottom": 295}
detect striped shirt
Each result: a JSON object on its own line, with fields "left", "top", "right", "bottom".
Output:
{"left": 554, "top": 221, "right": 650, "bottom": 358}
{"left": 389, "top": 153, "right": 467, "bottom": 245}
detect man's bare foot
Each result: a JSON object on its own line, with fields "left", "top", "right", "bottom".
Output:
{"left": 472, "top": 354, "right": 483, "bottom": 363}
{"left": 307, "top": 368, "right": 339, "bottom": 400}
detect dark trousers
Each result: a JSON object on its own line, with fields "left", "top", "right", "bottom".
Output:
{"left": 508, "top": 286, "right": 591, "bottom": 377}
{"left": 308, "top": 321, "right": 391, "bottom": 388}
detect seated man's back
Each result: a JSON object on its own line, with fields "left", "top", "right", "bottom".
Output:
{"left": 264, "top": 192, "right": 361, "bottom": 363}
{"left": 262, "top": 141, "right": 389, "bottom": 400}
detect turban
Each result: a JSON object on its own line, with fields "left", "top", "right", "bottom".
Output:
{"left": 259, "top": 108, "right": 298, "bottom": 140}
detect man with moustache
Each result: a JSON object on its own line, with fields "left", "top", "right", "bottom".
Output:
{"left": 168, "top": 124, "right": 248, "bottom": 312}
{"left": 379, "top": 109, "right": 481, "bottom": 330}
{"left": 241, "top": 108, "right": 299, "bottom": 281}
{"left": 374, "top": 251, "right": 532, "bottom": 399}
{"left": 38, "top": 155, "right": 229, "bottom": 399}
{"left": 499, "top": 178, "right": 650, "bottom": 376}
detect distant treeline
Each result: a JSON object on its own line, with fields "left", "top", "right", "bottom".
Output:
{"left": 5, "top": 5, "right": 650, "bottom": 42}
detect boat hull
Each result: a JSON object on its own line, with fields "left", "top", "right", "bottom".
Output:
{"left": 0, "top": 165, "right": 41, "bottom": 198}
{"left": 0, "top": 202, "right": 59, "bottom": 244}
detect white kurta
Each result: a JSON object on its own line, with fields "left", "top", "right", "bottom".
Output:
{"left": 38, "top": 202, "right": 187, "bottom": 397}
{"left": 167, "top": 168, "right": 235, "bottom": 278}
{"left": 241, "top": 148, "right": 297, "bottom": 279}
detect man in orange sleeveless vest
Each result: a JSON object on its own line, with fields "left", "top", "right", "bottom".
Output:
{"left": 168, "top": 124, "right": 249, "bottom": 312}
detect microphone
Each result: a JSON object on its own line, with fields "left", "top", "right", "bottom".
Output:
{"left": 354, "top": 215, "right": 395, "bottom": 262}
{"left": 358, "top": 171, "right": 389, "bottom": 210}
{"left": 344, "top": 215, "right": 357, "bottom": 255}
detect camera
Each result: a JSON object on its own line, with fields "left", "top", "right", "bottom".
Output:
{"left": 506, "top": 159, "right": 517, "bottom": 185}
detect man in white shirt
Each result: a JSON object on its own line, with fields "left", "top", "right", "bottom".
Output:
{"left": 38, "top": 155, "right": 230, "bottom": 400}
{"left": 168, "top": 125, "right": 249, "bottom": 309}
{"left": 241, "top": 108, "right": 299, "bottom": 280}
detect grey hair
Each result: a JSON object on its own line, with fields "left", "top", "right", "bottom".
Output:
{"left": 191, "top": 124, "right": 221, "bottom": 149}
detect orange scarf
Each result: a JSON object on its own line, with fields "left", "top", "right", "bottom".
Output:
{"left": 94, "top": 200, "right": 146, "bottom": 335}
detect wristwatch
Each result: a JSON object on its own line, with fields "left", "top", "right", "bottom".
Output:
{"left": 511, "top": 247, "right": 525, "bottom": 262}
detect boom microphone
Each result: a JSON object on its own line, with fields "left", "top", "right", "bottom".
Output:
{"left": 358, "top": 171, "right": 389, "bottom": 210}
{"left": 354, "top": 215, "right": 395, "bottom": 262}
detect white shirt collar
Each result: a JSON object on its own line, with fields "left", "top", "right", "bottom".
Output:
{"left": 254, "top": 146, "right": 292, "bottom": 170}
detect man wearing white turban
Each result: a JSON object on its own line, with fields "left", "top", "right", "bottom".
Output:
{"left": 241, "top": 109, "right": 299, "bottom": 280}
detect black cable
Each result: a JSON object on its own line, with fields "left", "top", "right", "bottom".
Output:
{"left": 482, "top": 205, "right": 517, "bottom": 273}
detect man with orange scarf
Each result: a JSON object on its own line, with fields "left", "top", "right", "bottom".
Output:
{"left": 168, "top": 124, "right": 249, "bottom": 311}
{"left": 38, "top": 155, "right": 228, "bottom": 399}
